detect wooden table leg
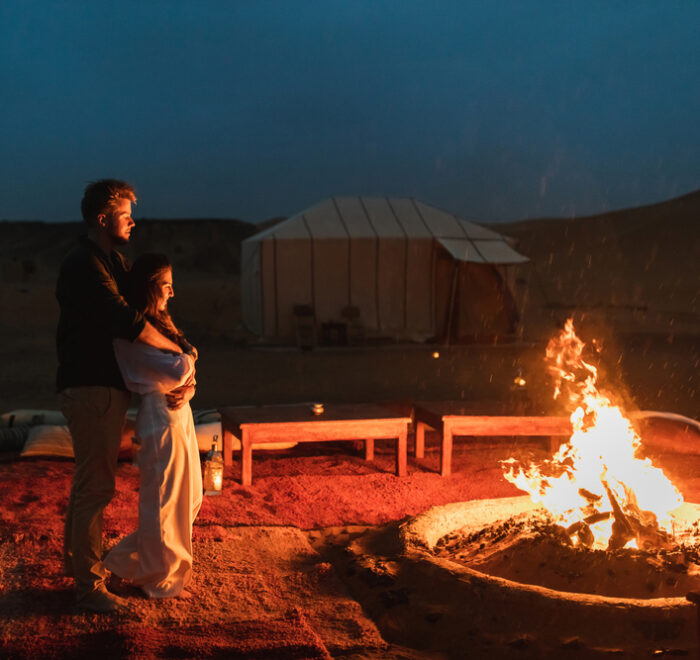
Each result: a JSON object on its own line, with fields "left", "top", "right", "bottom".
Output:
{"left": 440, "top": 422, "right": 452, "bottom": 477}
{"left": 222, "top": 428, "right": 233, "bottom": 466}
{"left": 396, "top": 428, "right": 407, "bottom": 477}
{"left": 241, "top": 429, "right": 253, "bottom": 486}
{"left": 415, "top": 421, "right": 425, "bottom": 458}
{"left": 365, "top": 438, "right": 375, "bottom": 461}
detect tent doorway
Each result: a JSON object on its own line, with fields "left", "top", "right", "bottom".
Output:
{"left": 435, "top": 253, "right": 518, "bottom": 343}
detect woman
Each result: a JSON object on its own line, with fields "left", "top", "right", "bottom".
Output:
{"left": 104, "top": 253, "right": 202, "bottom": 598}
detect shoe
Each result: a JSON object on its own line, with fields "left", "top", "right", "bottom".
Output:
{"left": 77, "top": 586, "right": 129, "bottom": 613}
{"left": 108, "top": 575, "right": 143, "bottom": 599}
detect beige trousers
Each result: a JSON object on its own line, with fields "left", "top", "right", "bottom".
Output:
{"left": 59, "top": 386, "right": 130, "bottom": 598}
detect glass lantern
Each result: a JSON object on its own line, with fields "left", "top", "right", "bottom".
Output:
{"left": 203, "top": 434, "right": 224, "bottom": 495}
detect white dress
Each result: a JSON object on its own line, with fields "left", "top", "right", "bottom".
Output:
{"left": 104, "top": 339, "right": 202, "bottom": 598}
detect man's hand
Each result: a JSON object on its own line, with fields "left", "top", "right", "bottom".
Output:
{"left": 166, "top": 375, "right": 196, "bottom": 410}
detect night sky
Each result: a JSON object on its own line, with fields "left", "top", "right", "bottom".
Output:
{"left": 2, "top": 1, "right": 699, "bottom": 224}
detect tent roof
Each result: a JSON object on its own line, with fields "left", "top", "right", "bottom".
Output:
{"left": 246, "top": 196, "right": 528, "bottom": 264}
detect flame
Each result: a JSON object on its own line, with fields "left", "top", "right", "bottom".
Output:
{"left": 502, "top": 319, "right": 683, "bottom": 550}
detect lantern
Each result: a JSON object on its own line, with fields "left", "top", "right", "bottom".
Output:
{"left": 203, "top": 435, "right": 224, "bottom": 495}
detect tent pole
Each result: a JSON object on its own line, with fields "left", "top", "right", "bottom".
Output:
{"left": 444, "top": 261, "right": 459, "bottom": 347}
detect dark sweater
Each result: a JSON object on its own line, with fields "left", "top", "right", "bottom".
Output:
{"left": 56, "top": 236, "right": 146, "bottom": 391}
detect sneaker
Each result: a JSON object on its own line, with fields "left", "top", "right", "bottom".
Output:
{"left": 77, "top": 587, "right": 128, "bottom": 613}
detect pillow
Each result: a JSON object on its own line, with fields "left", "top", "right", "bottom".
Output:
{"left": 193, "top": 409, "right": 221, "bottom": 425}
{"left": 0, "top": 424, "right": 31, "bottom": 451}
{"left": 20, "top": 421, "right": 297, "bottom": 459}
{"left": 20, "top": 424, "right": 134, "bottom": 459}
{"left": 194, "top": 420, "right": 297, "bottom": 453}
{"left": 21, "top": 425, "right": 74, "bottom": 458}
{"left": 1, "top": 409, "right": 67, "bottom": 427}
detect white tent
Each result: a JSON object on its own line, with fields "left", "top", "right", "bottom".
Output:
{"left": 241, "top": 197, "right": 528, "bottom": 343}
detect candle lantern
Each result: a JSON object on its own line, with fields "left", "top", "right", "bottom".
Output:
{"left": 203, "top": 434, "right": 224, "bottom": 495}
{"left": 512, "top": 368, "right": 527, "bottom": 389}
{"left": 510, "top": 367, "right": 530, "bottom": 414}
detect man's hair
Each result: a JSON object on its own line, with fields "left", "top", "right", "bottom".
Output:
{"left": 81, "top": 179, "right": 137, "bottom": 225}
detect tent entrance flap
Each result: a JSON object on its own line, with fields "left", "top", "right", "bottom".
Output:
{"left": 436, "top": 262, "right": 520, "bottom": 343}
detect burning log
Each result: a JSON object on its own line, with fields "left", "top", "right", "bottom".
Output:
{"left": 552, "top": 524, "right": 574, "bottom": 546}
{"left": 563, "top": 512, "right": 613, "bottom": 547}
{"left": 603, "top": 480, "right": 675, "bottom": 551}
{"left": 603, "top": 481, "right": 635, "bottom": 550}
{"left": 579, "top": 487, "right": 605, "bottom": 520}
{"left": 584, "top": 511, "right": 611, "bottom": 526}
{"left": 566, "top": 520, "right": 594, "bottom": 547}
{"left": 579, "top": 488, "right": 603, "bottom": 505}
{"left": 622, "top": 485, "right": 675, "bottom": 551}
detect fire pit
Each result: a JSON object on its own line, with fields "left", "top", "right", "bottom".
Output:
{"left": 434, "top": 501, "right": 700, "bottom": 600}
{"left": 380, "top": 321, "right": 699, "bottom": 655}
{"left": 398, "top": 496, "right": 698, "bottom": 654}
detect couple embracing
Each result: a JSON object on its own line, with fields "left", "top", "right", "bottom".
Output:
{"left": 56, "top": 179, "right": 202, "bottom": 612}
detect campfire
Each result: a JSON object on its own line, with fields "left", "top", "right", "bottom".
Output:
{"left": 388, "top": 320, "right": 700, "bottom": 654}
{"left": 501, "top": 319, "right": 684, "bottom": 551}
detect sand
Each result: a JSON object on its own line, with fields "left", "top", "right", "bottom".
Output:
{"left": 3, "top": 434, "right": 700, "bottom": 658}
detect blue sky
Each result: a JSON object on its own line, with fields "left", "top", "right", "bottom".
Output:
{"left": 1, "top": 1, "right": 699, "bottom": 223}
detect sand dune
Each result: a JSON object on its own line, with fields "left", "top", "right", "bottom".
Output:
{"left": 501, "top": 189, "right": 700, "bottom": 334}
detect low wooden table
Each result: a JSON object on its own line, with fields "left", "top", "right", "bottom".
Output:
{"left": 219, "top": 403, "right": 411, "bottom": 486}
{"left": 412, "top": 400, "right": 572, "bottom": 477}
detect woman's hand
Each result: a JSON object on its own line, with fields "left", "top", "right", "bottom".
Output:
{"left": 165, "top": 373, "right": 196, "bottom": 410}
{"left": 166, "top": 383, "right": 195, "bottom": 410}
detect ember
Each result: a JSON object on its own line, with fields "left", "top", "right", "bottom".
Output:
{"left": 501, "top": 319, "right": 684, "bottom": 550}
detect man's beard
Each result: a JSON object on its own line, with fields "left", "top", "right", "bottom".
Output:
{"left": 111, "top": 232, "right": 130, "bottom": 245}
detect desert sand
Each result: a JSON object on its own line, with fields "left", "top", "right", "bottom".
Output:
{"left": 0, "top": 191, "right": 699, "bottom": 657}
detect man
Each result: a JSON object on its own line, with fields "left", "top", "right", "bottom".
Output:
{"left": 56, "top": 179, "right": 192, "bottom": 612}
